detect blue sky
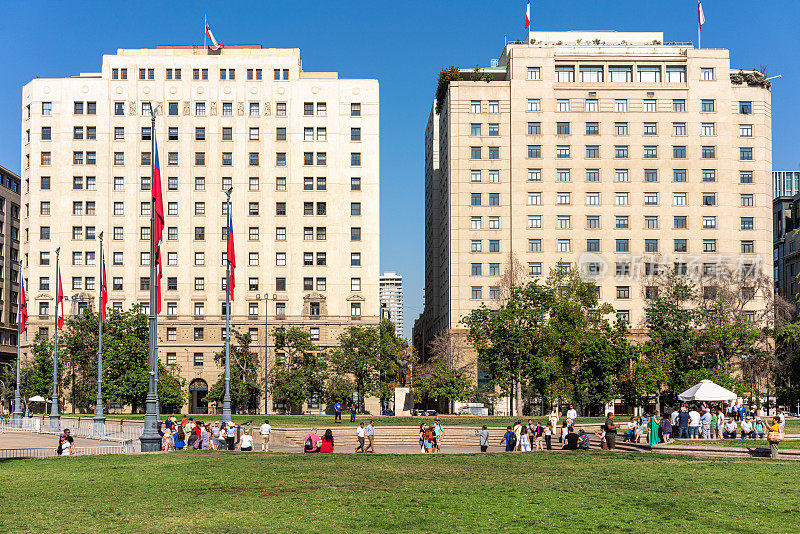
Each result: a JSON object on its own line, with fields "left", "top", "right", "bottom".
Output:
{"left": 1, "top": 1, "right": 798, "bottom": 337}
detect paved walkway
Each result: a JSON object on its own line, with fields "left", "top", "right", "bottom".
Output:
{"left": 0, "top": 431, "right": 109, "bottom": 449}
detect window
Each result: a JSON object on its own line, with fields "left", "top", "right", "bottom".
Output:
{"left": 740, "top": 171, "right": 753, "bottom": 184}
{"left": 557, "top": 169, "right": 571, "bottom": 182}
{"left": 557, "top": 216, "right": 571, "bottom": 229}
{"left": 527, "top": 192, "right": 540, "bottom": 206}
{"left": 644, "top": 216, "right": 658, "bottom": 230}
{"left": 701, "top": 146, "right": 716, "bottom": 159}
{"left": 643, "top": 146, "right": 657, "bottom": 159}
{"left": 702, "top": 192, "right": 716, "bottom": 206}
{"left": 673, "top": 169, "right": 686, "bottom": 182}
{"left": 470, "top": 147, "right": 481, "bottom": 160}
{"left": 557, "top": 239, "right": 570, "bottom": 252}
{"left": 487, "top": 100, "right": 499, "bottom": 113}
{"left": 616, "top": 239, "right": 629, "bottom": 253}
{"left": 673, "top": 146, "right": 686, "bottom": 159}
{"left": 674, "top": 216, "right": 687, "bottom": 229}
{"left": 556, "top": 146, "right": 570, "bottom": 158}
{"left": 616, "top": 286, "right": 630, "bottom": 299}
{"left": 666, "top": 66, "right": 687, "bottom": 82}
{"left": 488, "top": 147, "right": 499, "bottom": 160}
{"left": 703, "top": 240, "right": 717, "bottom": 253}
{"left": 701, "top": 99, "right": 715, "bottom": 113}
{"left": 644, "top": 192, "right": 658, "bottom": 205}
{"left": 585, "top": 122, "right": 599, "bottom": 135}
{"left": 673, "top": 192, "right": 687, "bottom": 206}
{"left": 527, "top": 99, "right": 540, "bottom": 112}
{"left": 471, "top": 286, "right": 482, "bottom": 299}
{"left": 741, "top": 217, "right": 754, "bottom": 230}
{"left": 557, "top": 192, "right": 571, "bottom": 205}
{"left": 615, "top": 146, "right": 628, "bottom": 159}
{"left": 740, "top": 147, "right": 753, "bottom": 160}
{"left": 739, "top": 124, "right": 753, "bottom": 137}
{"left": 615, "top": 99, "right": 627, "bottom": 112}
{"left": 527, "top": 122, "right": 541, "bottom": 135}
{"left": 675, "top": 99, "right": 686, "bottom": 112}
{"left": 643, "top": 99, "right": 657, "bottom": 112}
{"left": 556, "top": 122, "right": 570, "bottom": 135}
{"left": 741, "top": 194, "right": 754, "bottom": 207}
{"left": 527, "top": 145, "right": 541, "bottom": 159}
{"left": 527, "top": 169, "right": 541, "bottom": 182}
{"left": 528, "top": 215, "right": 541, "bottom": 229}
{"left": 556, "top": 99, "right": 570, "bottom": 112}
{"left": 555, "top": 66, "right": 575, "bottom": 82}
{"left": 609, "top": 66, "right": 632, "bottom": 83}
{"left": 739, "top": 101, "right": 752, "bottom": 114}
{"left": 527, "top": 67, "right": 540, "bottom": 80}
{"left": 615, "top": 169, "right": 628, "bottom": 182}
{"left": 644, "top": 169, "right": 658, "bottom": 182}
{"left": 702, "top": 216, "right": 716, "bottom": 229}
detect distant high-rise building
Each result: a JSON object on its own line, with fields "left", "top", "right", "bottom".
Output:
{"left": 21, "top": 45, "right": 380, "bottom": 413}
{"left": 773, "top": 171, "right": 800, "bottom": 301}
{"left": 0, "top": 165, "right": 21, "bottom": 366}
{"left": 415, "top": 31, "right": 773, "bottom": 370}
{"left": 379, "top": 272, "right": 404, "bottom": 337}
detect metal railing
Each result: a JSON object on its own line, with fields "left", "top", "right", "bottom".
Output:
{"left": 0, "top": 445, "right": 125, "bottom": 460}
{"left": 0, "top": 418, "right": 141, "bottom": 442}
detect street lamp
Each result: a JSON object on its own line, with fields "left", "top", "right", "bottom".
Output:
{"left": 255, "top": 293, "right": 276, "bottom": 414}
{"left": 49, "top": 247, "right": 61, "bottom": 433}
{"left": 184, "top": 347, "right": 190, "bottom": 413}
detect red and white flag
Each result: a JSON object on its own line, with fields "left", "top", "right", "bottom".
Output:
{"left": 100, "top": 246, "right": 108, "bottom": 322}
{"left": 152, "top": 137, "right": 164, "bottom": 314}
{"left": 525, "top": 2, "right": 531, "bottom": 29}
{"left": 205, "top": 21, "right": 223, "bottom": 50}
{"left": 227, "top": 208, "right": 236, "bottom": 299}
{"left": 18, "top": 272, "right": 27, "bottom": 333}
{"left": 698, "top": 0, "right": 706, "bottom": 29}
{"left": 56, "top": 263, "right": 64, "bottom": 329}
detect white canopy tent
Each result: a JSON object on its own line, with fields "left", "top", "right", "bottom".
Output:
{"left": 28, "top": 395, "right": 50, "bottom": 403}
{"left": 677, "top": 380, "right": 737, "bottom": 402}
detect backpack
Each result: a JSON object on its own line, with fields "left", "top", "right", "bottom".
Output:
{"left": 507, "top": 432, "right": 517, "bottom": 449}
{"left": 305, "top": 436, "right": 314, "bottom": 450}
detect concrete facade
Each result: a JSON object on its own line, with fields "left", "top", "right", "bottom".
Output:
{"left": 20, "top": 45, "right": 379, "bottom": 413}
{"left": 379, "top": 271, "right": 404, "bottom": 338}
{"left": 0, "top": 165, "right": 21, "bottom": 367}
{"left": 415, "top": 31, "right": 773, "bottom": 363}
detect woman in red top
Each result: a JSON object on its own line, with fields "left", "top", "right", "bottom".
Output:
{"left": 320, "top": 429, "right": 334, "bottom": 453}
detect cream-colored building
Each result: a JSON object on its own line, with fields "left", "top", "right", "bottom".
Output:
{"left": 0, "top": 165, "right": 21, "bottom": 368}
{"left": 21, "top": 45, "right": 379, "bottom": 414}
{"left": 414, "top": 31, "right": 772, "bottom": 371}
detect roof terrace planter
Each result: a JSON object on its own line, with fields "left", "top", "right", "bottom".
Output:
{"left": 435, "top": 66, "right": 462, "bottom": 115}
{"left": 730, "top": 70, "right": 771, "bottom": 89}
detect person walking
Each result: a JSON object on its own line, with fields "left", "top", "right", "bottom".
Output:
{"left": 355, "top": 422, "right": 365, "bottom": 453}
{"left": 548, "top": 407, "right": 559, "bottom": 436}
{"left": 476, "top": 425, "right": 489, "bottom": 452}
{"left": 423, "top": 425, "right": 435, "bottom": 453}
{"left": 604, "top": 413, "right": 621, "bottom": 450}
{"left": 418, "top": 423, "right": 426, "bottom": 453}
{"left": 766, "top": 416, "right": 783, "bottom": 459}
{"left": 501, "top": 426, "right": 517, "bottom": 452}
{"left": 57, "top": 433, "right": 72, "bottom": 456}
{"left": 349, "top": 400, "right": 358, "bottom": 423}
{"left": 566, "top": 405, "right": 578, "bottom": 425}
{"left": 534, "top": 422, "right": 545, "bottom": 451}
{"left": 333, "top": 402, "right": 342, "bottom": 423}
{"left": 259, "top": 419, "right": 272, "bottom": 452}
{"left": 364, "top": 420, "right": 375, "bottom": 453}
{"left": 433, "top": 418, "right": 444, "bottom": 453}
{"left": 518, "top": 425, "right": 531, "bottom": 452}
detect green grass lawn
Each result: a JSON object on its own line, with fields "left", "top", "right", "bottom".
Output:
{"left": 671, "top": 439, "right": 800, "bottom": 449}
{"left": 97, "top": 413, "right": 610, "bottom": 427}
{"left": 2, "top": 452, "right": 798, "bottom": 533}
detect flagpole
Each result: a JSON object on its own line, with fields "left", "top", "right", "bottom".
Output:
{"left": 140, "top": 107, "right": 161, "bottom": 452}
{"left": 12, "top": 260, "right": 23, "bottom": 428}
{"left": 204, "top": 15, "right": 207, "bottom": 53}
{"left": 222, "top": 187, "right": 233, "bottom": 423}
{"left": 49, "top": 248, "right": 60, "bottom": 432}
{"left": 698, "top": 25, "right": 700, "bottom": 49}
{"left": 93, "top": 232, "right": 105, "bottom": 437}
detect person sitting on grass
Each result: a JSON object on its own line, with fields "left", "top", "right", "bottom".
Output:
{"left": 320, "top": 429, "right": 334, "bottom": 453}
{"left": 562, "top": 427, "right": 580, "bottom": 450}
{"left": 239, "top": 429, "right": 254, "bottom": 451}
{"left": 740, "top": 417, "right": 755, "bottom": 440}
{"left": 722, "top": 418, "right": 737, "bottom": 439}
{"left": 304, "top": 428, "right": 321, "bottom": 453}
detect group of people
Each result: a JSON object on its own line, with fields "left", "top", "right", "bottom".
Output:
{"left": 158, "top": 416, "right": 264, "bottom": 452}
{"left": 671, "top": 405, "right": 786, "bottom": 441}
{"left": 418, "top": 418, "right": 444, "bottom": 453}
{"left": 55, "top": 428, "right": 75, "bottom": 456}
{"left": 302, "top": 428, "right": 335, "bottom": 453}
{"left": 495, "top": 419, "right": 591, "bottom": 452}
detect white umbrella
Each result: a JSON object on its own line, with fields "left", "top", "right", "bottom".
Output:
{"left": 677, "top": 380, "right": 737, "bottom": 402}
{"left": 28, "top": 395, "right": 49, "bottom": 402}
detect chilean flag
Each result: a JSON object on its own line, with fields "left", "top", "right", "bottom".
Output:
{"left": 18, "top": 273, "right": 27, "bottom": 333}
{"left": 525, "top": 2, "right": 531, "bottom": 29}
{"left": 698, "top": 0, "right": 705, "bottom": 29}
{"left": 205, "top": 22, "right": 223, "bottom": 50}
{"left": 56, "top": 263, "right": 64, "bottom": 329}
{"left": 152, "top": 137, "right": 164, "bottom": 314}
{"left": 100, "top": 246, "right": 108, "bottom": 322}
{"left": 227, "top": 208, "right": 236, "bottom": 299}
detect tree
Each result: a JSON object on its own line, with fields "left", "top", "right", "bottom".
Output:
{"left": 20, "top": 333, "right": 62, "bottom": 409}
{"left": 61, "top": 308, "right": 100, "bottom": 411}
{"left": 416, "top": 361, "right": 471, "bottom": 408}
{"left": 206, "top": 329, "right": 262, "bottom": 413}
{"left": 328, "top": 325, "right": 381, "bottom": 411}
{"left": 269, "top": 327, "right": 326, "bottom": 413}
{"left": 462, "top": 281, "right": 553, "bottom": 416}
{"left": 323, "top": 375, "right": 355, "bottom": 406}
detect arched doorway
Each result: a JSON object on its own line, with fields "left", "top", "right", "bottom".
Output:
{"left": 189, "top": 378, "right": 209, "bottom": 414}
